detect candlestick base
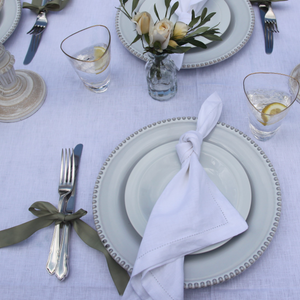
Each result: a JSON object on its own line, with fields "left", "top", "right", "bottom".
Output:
{"left": 0, "top": 69, "right": 46, "bottom": 122}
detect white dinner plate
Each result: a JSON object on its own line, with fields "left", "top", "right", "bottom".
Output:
{"left": 139, "top": 0, "right": 231, "bottom": 46}
{"left": 0, "top": 0, "right": 21, "bottom": 44}
{"left": 93, "top": 120, "right": 281, "bottom": 288}
{"left": 125, "top": 141, "right": 251, "bottom": 254}
{"left": 115, "top": 0, "right": 254, "bottom": 68}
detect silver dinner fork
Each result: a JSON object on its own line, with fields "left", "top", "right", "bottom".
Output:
{"left": 46, "top": 149, "right": 75, "bottom": 275}
{"left": 265, "top": 3, "right": 279, "bottom": 33}
{"left": 27, "top": 10, "right": 48, "bottom": 35}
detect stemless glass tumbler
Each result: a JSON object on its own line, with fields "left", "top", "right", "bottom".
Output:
{"left": 243, "top": 72, "right": 299, "bottom": 141}
{"left": 60, "top": 25, "right": 111, "bottom": 93}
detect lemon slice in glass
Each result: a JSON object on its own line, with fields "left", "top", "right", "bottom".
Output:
{"left": 261, "top": 102, "right": 287, "bottom": 125}
{"left": 94, "top": 46, "right": 109, "bottom": 73}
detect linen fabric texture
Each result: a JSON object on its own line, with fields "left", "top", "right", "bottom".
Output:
{"left": 122, "top": 92, "right": 248, "bottom": 300}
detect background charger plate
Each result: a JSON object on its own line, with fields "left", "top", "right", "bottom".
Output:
{"left": 124, "top": 141, "right": 252, "bottom": 255}
{"left": 138, "top": 0, "right": 231, "bottom": 46}
{"left": 115, "top": 0, "right": 254, "bottom": 68}
{"left": 93, "top": 119, "right": 281, "bottom": 288}
{"left": 0, "top": 0, "right": 21, "bottom": 44}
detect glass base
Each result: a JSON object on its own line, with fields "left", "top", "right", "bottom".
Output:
{"left": 83, "top": 78, "right": 110, "bottom": 93}
{"left": 249, "top": 123, "right": 280, "bottom": 141}
{"left": 148, "top": 83, "right": 177, "bottom": 101}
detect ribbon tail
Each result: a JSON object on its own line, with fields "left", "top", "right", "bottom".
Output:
{"left": 22, "top": 2, "right": 41, "bottom": 14}
{"left": 72, "top": 219, "right": 130, "bottom": 295}
{"left": 0, "top": 217, "right": 54, "bottom": 248}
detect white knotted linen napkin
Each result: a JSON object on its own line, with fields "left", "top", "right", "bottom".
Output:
{"left": 122, "top": 92, "right": 248, "bottom": 300}
{"left": 171, "top": 0, "right": 208, "bottom": 70}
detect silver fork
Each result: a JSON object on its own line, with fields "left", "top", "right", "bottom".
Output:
{"left": 46, "top": 149, "right": 75, "bottom": 275}
{"left": 27, "top": 10, "right": 48, "bottom": 35}
{"left": 265, "top": 3, "right": 279, "bottom": 33}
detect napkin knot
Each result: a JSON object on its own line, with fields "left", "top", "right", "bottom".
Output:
{"left": 176, "top": 130, "right": 203, "bottom": 164}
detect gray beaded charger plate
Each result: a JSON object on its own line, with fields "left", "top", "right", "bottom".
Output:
{"left": 115, "top": 0, "right": 255, "bottom": 68}
{"left": 93, "top": 119, "right": 281, "bottom": 288}
{"left": 0, "top": 0, "right": 21, "bottom": 44}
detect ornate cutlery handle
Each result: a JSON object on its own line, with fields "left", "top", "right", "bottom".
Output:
{"left": 46, "top": 224, "right": 60, "bottom": 274}
{"left": 46, "top": 194, "right": 65, "bottom": 274}
{"left": 55, "top": 222, "right": 71, "bottom": 281}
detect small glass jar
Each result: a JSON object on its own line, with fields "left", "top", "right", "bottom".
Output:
{"left": 145, "top": 53, "right": 177, "bottom": 101}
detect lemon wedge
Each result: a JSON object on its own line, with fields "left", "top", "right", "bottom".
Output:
{"left": 261, "top": 102, "right": 287, "bottom": 125}
{"left": 94, "top": 46, "right": 109, "bottom": 73}
{"left": 94, "top": 46, "right": 106, "bottom": 59}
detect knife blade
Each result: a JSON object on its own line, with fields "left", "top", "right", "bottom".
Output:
{"left": 23, "top": 33, "right": 43, "bottom": 65}
{"left": 259, "top": 3, "right": 273, "bottom": 54}
{"left": 55, "top": 143, "right": 83, "bottom": 281}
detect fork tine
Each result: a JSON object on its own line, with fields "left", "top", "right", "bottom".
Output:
{"left": 27, "top": 28, "right": 35, "bottom": 34}
{"left": 63, "top": 149, "right": 68, "bottom": 184}
{"left": 71, "top": 149, "right": 75, "bottom": 185}
{"left": 30, "top": 27, "right": 45, "bottom": 35}
{"left": 269, "top": 21, "right": 279, "bottom": 33}
{"left": 59, "top": 149, "right": 64, "bottom": 185}
{"left": 266, "top": 22, "right": 273, "bottom": 33}
{"left": 67, "top": 148, "right": 71, "bottom": 183}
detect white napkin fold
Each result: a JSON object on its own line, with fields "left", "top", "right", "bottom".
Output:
{"left": 122, "top": 92, "right": 248, "bottom": 300}
{"left": 171, "top": 0, "right": 208, "bottom": 70}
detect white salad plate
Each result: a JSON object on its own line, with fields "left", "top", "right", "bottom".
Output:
{"left": 0, "top": 0, "right": 21, "bottom": 44}
{"left": 115, "top": 0, "right": 254, "bottom": 68}
{"left": 139, "top": 0, "right": 231, "bottom": 46}
{"left": 93, "top": 119, "right": 281, "bottom": 288}
{"left": 124, "top": 140, "right": 252, "bottom": 254}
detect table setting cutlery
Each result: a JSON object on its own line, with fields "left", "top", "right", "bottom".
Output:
{"left": 55, "top": 144, "right": 83, "bottom": 281}
{"left": 27, "top": 10, "right": 48, "bottom": 35}
{"left": 46, "top": 147, "right": 76, "bottom": 275}
{"left": 0, "top": 142, "right": 129, "bottom": 294}
{"left": 250, "top": 0, "right": 287, "bottom": 54}
{"left": 22, "top": 0, "right": 71, "bottom": 64}
{"left": 259, "top": 3, "right": 273, "bottom": 54}
{"left": 264, "top": 3, "right": 279, "bottom": 32}
{"left": 24, "top": 8, "right": 48, "bottom": 65}
{"left": 258, "top": 2, "right": 280, "bottom": 54}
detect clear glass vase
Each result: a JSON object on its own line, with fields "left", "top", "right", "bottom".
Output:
{"left": 145, "top": 53, "right": 177, "bottom": 101}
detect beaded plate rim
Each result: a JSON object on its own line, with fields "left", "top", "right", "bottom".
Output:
{"left": 0, "top": 0, "right": 21, "bottom": 44}
{"left": 114, "top": 0, "right": 255, "bottom": 69}
{"left": 92, "top": 118, "right": 281, "bottom": 289}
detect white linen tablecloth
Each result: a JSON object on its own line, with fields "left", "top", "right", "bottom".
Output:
{"left": 0, "top": 0, "right": 300, "bottom": 299}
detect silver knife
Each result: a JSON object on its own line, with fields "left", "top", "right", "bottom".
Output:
{"left": 259, "top": 3, "right": 273, "bottom": 54}
{"left": 23, "top": 33, "right": 43, "bottom": 65}
{"left": 55, "top": 144, "right": 83, "bottom": 281}
{"left": 23, "top": 0, "right": 48, "bottom": 65}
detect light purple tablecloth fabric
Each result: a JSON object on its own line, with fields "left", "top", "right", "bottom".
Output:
{"left": 0, "top": 0, "right": 300, "bottom": 299}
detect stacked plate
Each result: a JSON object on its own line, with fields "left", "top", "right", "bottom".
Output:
{"left": 93, "top": 119, "right": 281, "bottom": 288}
{"left": 115, "top": 0, "right": 255, "bottom": 68}
{"left": 0, "top": 0, "right": 21, "bottom": 44}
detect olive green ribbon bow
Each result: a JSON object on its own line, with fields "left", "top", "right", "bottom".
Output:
{"left": 0, "top": 201, "right": 129, "bottom": 295}
{"left": 23, "top": 0, "right": 70, "bottom": 14}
